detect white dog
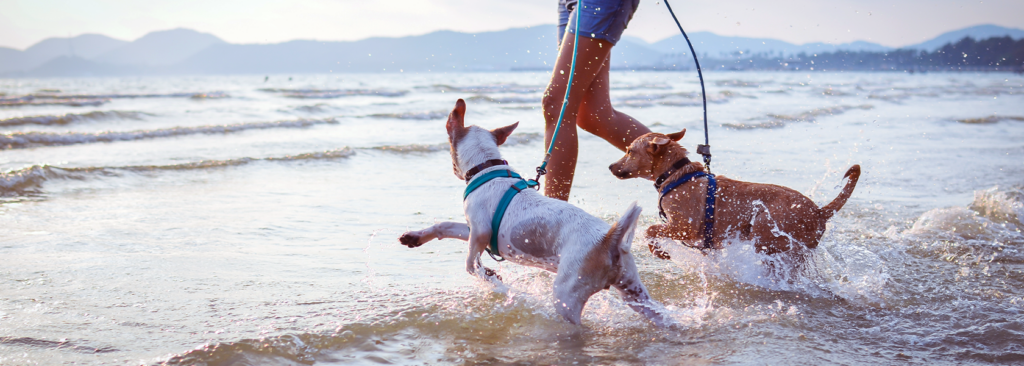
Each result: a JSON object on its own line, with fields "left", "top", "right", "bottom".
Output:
{"left": 399, "top": 99, "right": 668, "bottom": 327}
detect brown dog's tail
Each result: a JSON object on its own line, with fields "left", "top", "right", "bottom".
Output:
{"left": 820, "top": 164, "right": 861, "bottom": 221}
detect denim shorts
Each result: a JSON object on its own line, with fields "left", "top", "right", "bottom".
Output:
{"left": 557, "top": 0, "right": 640, "bottom": 46}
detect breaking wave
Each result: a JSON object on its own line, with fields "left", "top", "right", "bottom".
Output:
{"left": 956, "top": 115, "right": 1024, "bottom": 124}
{"left": 0, "top": 92, "right": 227, "bottom": 107}
{"left": 0, "top": 118, "right": 338, "bottom": 150}
{"left": 0, "top": 148, "right": 355, "bottom": 196}
{"left": 429, "top": 83, "right": 542, "bottom": 94}
{"left": 611, "top": 83, "right": 673, "bottom": 91}
{"left": 365, "top": 132, "right": 542, "bottom": 154}
{"left": 286, "top": 104, "right": 335, "bottom": 114}
{"left": 614, "top": 91, "right": 737, "bottom": 108}
{"left": 466, "top": 95, "right": 541, "bottom": 104}
{"left": 0, "top": 111, "right": 148, "bottom": 127}
{"left": 715, "top": 80, "right": 761, "bottom": 88}
{"left": 259, "top": 88, "right": 407, "bottom": 98}
{"left": 367, "top": 110, "right": 448, "bottom": 120}
{"left": 907, "top": 185, "right": 1024, "bottom": 241}
{"left": 722, "top": 104, "right": 874, "bottom": 130}
{"left": 0, "top": 133, "right": 545, "bottom": 195}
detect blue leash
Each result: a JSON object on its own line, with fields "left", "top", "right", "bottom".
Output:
{"left": 660, "top": 1, "right": 717, "bottom": 249}
{"left": 664, "top": 0, "right": 712, "bottom": 173}
{"left": 464, "top": 0, "right": 583, "bottom": 262}
{"left": 469, "top": 0, "right": 720, "bottom": 258}
{"left": 533, "top": 0, "right": 583, "bottom": 183}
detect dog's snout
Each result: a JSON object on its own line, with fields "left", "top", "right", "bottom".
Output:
{"left": 609, "top": 163, "right": 631, "bottom": 179}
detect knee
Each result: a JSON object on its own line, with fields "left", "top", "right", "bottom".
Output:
{"left": 576, "top": 107, "right": 603, "bottom": 133}
{"left": 541, "top": 92, "right": 564, "bottom": 125}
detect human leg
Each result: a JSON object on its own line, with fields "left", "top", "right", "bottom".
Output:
{"left": 577, "top": 55, "right": 651, "bottom": 151}
{"left": 541, "top": 34, "right": 612, "bottom": 201}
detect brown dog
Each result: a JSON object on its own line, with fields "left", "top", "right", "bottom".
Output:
{"left": 609, "top": 128, "right": 861, "bottom": 258}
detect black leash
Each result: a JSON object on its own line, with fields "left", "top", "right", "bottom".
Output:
{"left": 664, "top": 0, "right": 711, "bottom": 174}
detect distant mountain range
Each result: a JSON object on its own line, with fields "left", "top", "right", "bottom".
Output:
{"left": 1, "top": 24, "right": 1022, "bottom": 77}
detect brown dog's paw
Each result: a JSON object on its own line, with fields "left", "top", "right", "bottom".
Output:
{"left": 647, "top": 241, "right": 672, "bottom": 260}
{"left": 483, "top": 267, "right": 503, "bottom": 281}
{"left": 399, "top": 232, "right": 422, "bottom": 248}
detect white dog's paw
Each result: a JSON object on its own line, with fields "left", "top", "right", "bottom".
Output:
{"left": 399, "top": 231, "right": 423, "bottom": 248}
{"left": 482, "top": 267, "right": 503, "bottom": 282}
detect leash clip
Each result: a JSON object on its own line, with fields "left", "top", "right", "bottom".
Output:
{"left": 532, "top": 166, "right": 547, "bottom": 190}
{"left": 697, "top": 144, "right": 712, "bottom": 173}
{"left": 696, "top": 144, "right": 711, "bottom": 157}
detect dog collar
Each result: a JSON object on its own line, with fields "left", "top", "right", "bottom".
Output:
{"left": 654, "top": 157, "right": 692, "bottom": 190}
{"left": 658, "top": 170, "right": 717, "bottom": 249}
{"left": 464, "top": 159, "right": 507, "bottom": 182}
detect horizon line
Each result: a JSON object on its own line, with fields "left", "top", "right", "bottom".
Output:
{"left": 5, "top": 22, "right": 1022, "bottom": 52}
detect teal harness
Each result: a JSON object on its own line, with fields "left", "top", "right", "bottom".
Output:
{"left": 463, "top": 164, "right": 538, "bottom": 262}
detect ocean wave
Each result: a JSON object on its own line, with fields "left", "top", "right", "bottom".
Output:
{"left": 611, "top": 83, "right": 673, "bottom": 91}
{"left": 721, "top": 121, "right": 786, "bottom": 130}
{"left": 0, "top": 148, "right": 354, "bottom": 196}
{"left": 259, "top": 88, "right": 407, "bottom": 98}
{"left": 0, "top": 97, "right": 107, "bottom": 107}
{"left": 0, "top": 166, "right": 76, "bottom": 196}
{"left": 898, "top": 185, "right": 1024, "bottom": 290}
{"left": 766, "top": 104, "right": 873, "bottom": 123}
{"left": 366, "top": 110, "right": 448, "bottom": 120}
{"left": 0, "top": 118, "right": 337, "bottom": 150}
{"left": 0, "top": 336, "right": 118, "bottom": 354}
{"left": 287, "top": 104, "right": 334, "bottom": 114}
{"left": 0, "top": 133, "right": 545, "bottom": 195}
{"left": 956, "top": 115, "right": 1024, "bottom": 124}
{"left": 0, "top": 111, "right": 148, "bottom": 127}
{"left": 905, "top": 186, "right": 1023, "bottom": 246}
{"left": 715, "top": 80, "right": 761, "bottom": 88}
{"left": 428, "top": 83, "right": 542, "bottom": 94}
{"left": 615, "top": 91, "right": 735, "bottom": 107}
{"left": 465, "top": 95, "right": 541, "bottom": 104}
{"left": 720, "top": 104, "right": 873, "bottom": 130}
{"left": 0, "top": 92, "right": 228, "bottom": 107}
{"left": 368, "top": 143, "right": 449, "bottom": 153}
{"left": 363, "top": 132, "right": 542, "bottom": 154}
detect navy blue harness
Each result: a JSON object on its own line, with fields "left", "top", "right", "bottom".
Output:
{"left": 463, "top": 162, "right": 537, "bottom": 262}
{"left": 656, "top": 160, "right": 717, "bottom": 249}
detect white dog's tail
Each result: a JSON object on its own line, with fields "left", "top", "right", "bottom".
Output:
{"left": 609, "top": 201, "right": 643, "bottom": 254}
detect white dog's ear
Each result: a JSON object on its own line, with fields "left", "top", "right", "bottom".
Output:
{"left": 491, "top": 122, "right": 519, "bottom": 146}
{"left": 666, "top": 128, "right": 686, "bottom": 141}
{"left": 446, "top": 99, "right": 467, "bottom": 134}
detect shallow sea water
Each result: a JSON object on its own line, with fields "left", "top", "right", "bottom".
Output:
{"left": 1, "top": 71, "right": 1023, "bottom": 365}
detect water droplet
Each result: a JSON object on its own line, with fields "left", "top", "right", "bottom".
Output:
{"left": 560, "top": 70, "right": 565, "bottom": 74}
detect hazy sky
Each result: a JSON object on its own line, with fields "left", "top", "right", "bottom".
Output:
{"left": 2, "top": 0, "right": 1023, "bottom": 50}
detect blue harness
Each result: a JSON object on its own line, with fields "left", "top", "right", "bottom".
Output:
{"left": 657, "top": 164, "right": 717, "bottom": 249}
{"left": 463, "top": 165, "right": 538, "bottom": 262}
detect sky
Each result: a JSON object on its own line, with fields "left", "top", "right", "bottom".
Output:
{"left": 1, "top": 0, "right": 1023, "bottom": 50}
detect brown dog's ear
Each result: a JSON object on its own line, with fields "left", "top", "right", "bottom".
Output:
{"left": 647, "top": 136, "right": 671, "bottom": 154}
{"left": 491, "top": 122, "right": 519, "bottom": 146}
{"left": 446, "top": 99, "right": 467, "bottom": 134}
{"left": 666, "top": 128, "right": 686, "bottom": 141}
